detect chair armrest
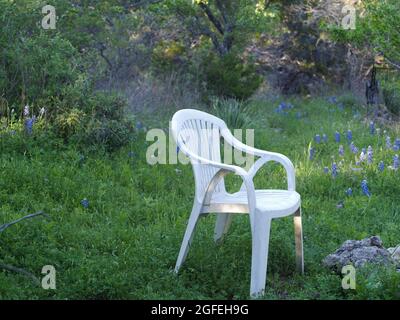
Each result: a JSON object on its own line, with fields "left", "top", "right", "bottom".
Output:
{"left": 178, "top": 143, "right": 248, "bottom": 176}
{"left": 222, "top": 129, "right": 296, "bottom": 190}
{"left": 179, "top": 144, "right": 257, "bottom": 217}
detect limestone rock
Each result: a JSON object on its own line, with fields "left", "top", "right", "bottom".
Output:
{"left": 323, "top": 236, "right": 394, "bottom": 272}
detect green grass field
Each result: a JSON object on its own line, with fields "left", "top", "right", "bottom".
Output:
{"left": 1, "top": 96, "right": 399, "bottom": 299}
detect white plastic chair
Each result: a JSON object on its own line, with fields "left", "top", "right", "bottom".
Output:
{"left": 171, "top": 109, "right": 304, "bottom": 297}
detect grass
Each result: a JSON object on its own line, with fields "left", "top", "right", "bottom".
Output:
{"left": 0, "top": 95, "right": 400, "bottom": 300}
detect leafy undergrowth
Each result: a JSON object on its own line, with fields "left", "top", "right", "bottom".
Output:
{"left": 0, "top": 96, "right": 399, "bottom": 299}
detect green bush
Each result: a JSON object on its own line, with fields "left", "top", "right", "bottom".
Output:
{"left": 204, "top": 53, "right": 262, "bottom": 101}
{"left": 73, "top": 92, "right": 134, "bottom": 152}
{"left": 211, "top": 97, "right": 252, "bottom": 129}
{"left": 382, "top": 80, "right": 400, "bottom": 115}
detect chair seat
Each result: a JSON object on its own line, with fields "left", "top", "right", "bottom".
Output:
{"left": 206, "top": 190, "right": 301, "bottom": 218}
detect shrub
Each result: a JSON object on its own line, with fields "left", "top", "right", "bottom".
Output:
{"left": 204, "top": 53, "right": 262, "bottom": 101}
{"left": 211, "top": 97, "right": 252, "bottom": 129}
{"left": 382, "top": 80, "right": 400, "bottom": 115}
{"left": 75, "top": 92, "right": 134, "bottom": 152}
{"left": 55, "top": 108, "right": 85, "bottom": 139}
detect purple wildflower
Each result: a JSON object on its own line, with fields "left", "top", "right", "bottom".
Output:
{"left": 136, "top": 121, "right": 143, "bottom": 130}
{"left": 315, "top": 134, "right": 321, "bottom": 144}
{"left": 395, "top": 139, "right": 400, "bottom": 151}
{"left": 359, "top": 148, "right": 367, "bottom": 162}
{"left": 394, "top": 155, "right": 399, "bottom": 170}
{"left": 24, "top": 117, "right": 35, "bottom": 135}
{"left": 81, "top": 198, "right": 89, "bottom": 208}
{"left": 369, "top": 121, "right": 375, "bottom": 135}
{"left": 322, "top": 134, "right": 328, "bottom": 143}
{"left": 347, "top": 130, "right": 353, "bottom": 142}
{"left": 361, "top": 180, "right": 371, "bottom": 197}
{"left": 332, "top": 162, "right": 338, "bottom": 178}
{"left": 350, "top": 142, "right": 358, "bottom": 154}
{"left": 339, "top": 145, "right": 344, "bottom": 157}
{"left": 367, "top": 146, "right": 373, "bottom": 164}
{"left": 328, "top": 96, "right": 337, "bottom": 104}
{"left": 386, "top": 136, "right": 392, "bottom": 149}
{"left": 378, "top": 161, "right": 385, "bottom": 172}
{"left": 309, "top": 147, "right": 315, "bottom": 160}
{"left": 323, "top": 167, "right": 329, "bottom": 174}
{"left": 335, "top": 131, "right": 341, "bottom": 143}
{"left": 346, "top": 188, "right": 353, "bottom": 196}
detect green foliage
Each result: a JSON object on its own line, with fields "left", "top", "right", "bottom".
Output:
{"left": 211, "top": 97, "right": 252, "bottom": 129}
{"left": 382, "top": 80, "right": 400, "bottom": 115}
{"left": 0, "top": 1, "right": 85, "bottom": 114}
{"left": 74, "top": 92, "right": 134, "bottom": 152}
{"left": 204, "top": 53, "right": 262, "bottom": 100}
{"left": 329, "top": 1, "right": 400, "bottom": 63}
{"left": 1, "top": 95, "right": 400, "bottom": 299}
{"left": 151, "top": 40, "right": 187, "bottom": 74}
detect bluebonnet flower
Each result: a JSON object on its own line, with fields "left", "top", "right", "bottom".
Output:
{"left": 332, "top": 162, "right": 338, "bottom": 178}
{"left": 378, "top": 161, "right": 385, "bottom": 172}
{"left": 367, "top": 146, "right": 373, "bottom": 164}
{"left": 128, "top": 151, "right": 135, "bottom": 158}
{"left": 339, "top": 145, "right": 344, "bottom": 157}
{"left": 328, "top": 96, "right": 337, "bottom": 104}
{"left": 336, "top": 201, "right": 344, "bottom": 209}
{"left": 23, "top": 105, "right": 30, "bottom": 117}
{"left": 25, "top": 116, "right": 35, "bottom": 135}
{"left": 322, "top": 134, "right": 328, "bottom": 143}
{"left": 394, "top": 155, "right": 399, "bottom": 170}
{"left": 337, "top": 102, "right": 344, "bottom": 111}
{"left": 347, "top": 130, "right": 353, "bottom": 142}
{"left": 286, "top": 103, "right": 294, "bottom": 110}
{"left": 335, "top": 131, "right": 341, "bottom": 143}
{"left": 81, "top": 198, "right": 89, "bottom": 208}
{"left": 361, "top": 180, "right": 371, "bottom": 197}
{"left": 275, "top": 105, "right": 285, "bottom": 114}
{"left": 395, "top": 139, "right": 400, "bottom": 150}
{"left": 350, "top": 142, "right": 358, "bottom": 154}
{"left": 346, "top": 188, "right": 353, "bottom": 196}
{"left": 315, "top": 134, "right": 321, "bottom": 144}
{"left": 359, "top": 148, "right": 367, "bottom": 162}
{"left": 369, "top": 121, "right": 375, "bottom": 135}
{"left": 323, "top": 167, "right": 329, "bottom": 174}
{"left": 136, "top": 121, "right": 143, "bottom": 130}
{"left": 386, "top": 136, "right": 392, "bottom": 149}
{"left": 309, "top": 147, "right": 315, "bottom": 160}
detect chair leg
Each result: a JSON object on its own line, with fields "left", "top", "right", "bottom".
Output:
{"left": 174, "top": 201, "right": 202, "bottom": 273}
{"left": 250, "top": 214, "right": 272, "bottom": 298}
{"left": 294, "top": 208, "right": 304, "bottom": 274}
{"left": 214, "top": 213, "right": 233, "bottom": 243}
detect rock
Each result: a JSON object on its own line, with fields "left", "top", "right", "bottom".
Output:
{"left": 323, "top": 236, "right": 394, "bottom": 272}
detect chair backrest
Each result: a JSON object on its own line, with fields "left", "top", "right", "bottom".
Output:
{"left": 171, "top": 109, "right": 227, "bottom": 199}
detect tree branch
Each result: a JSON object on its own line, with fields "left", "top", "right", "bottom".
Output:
{"left": 198, "top": 2, "right": 224, "bottom": 35}
{"left": 0, "top": 263, "right": 40, "bottom": 285}
{"left": 0, "top": 211, "right": 48, "bottom": 233}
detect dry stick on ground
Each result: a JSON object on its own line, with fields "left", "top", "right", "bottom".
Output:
{"left": 0, "top": 211, "right": 49, "bottom": 285}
